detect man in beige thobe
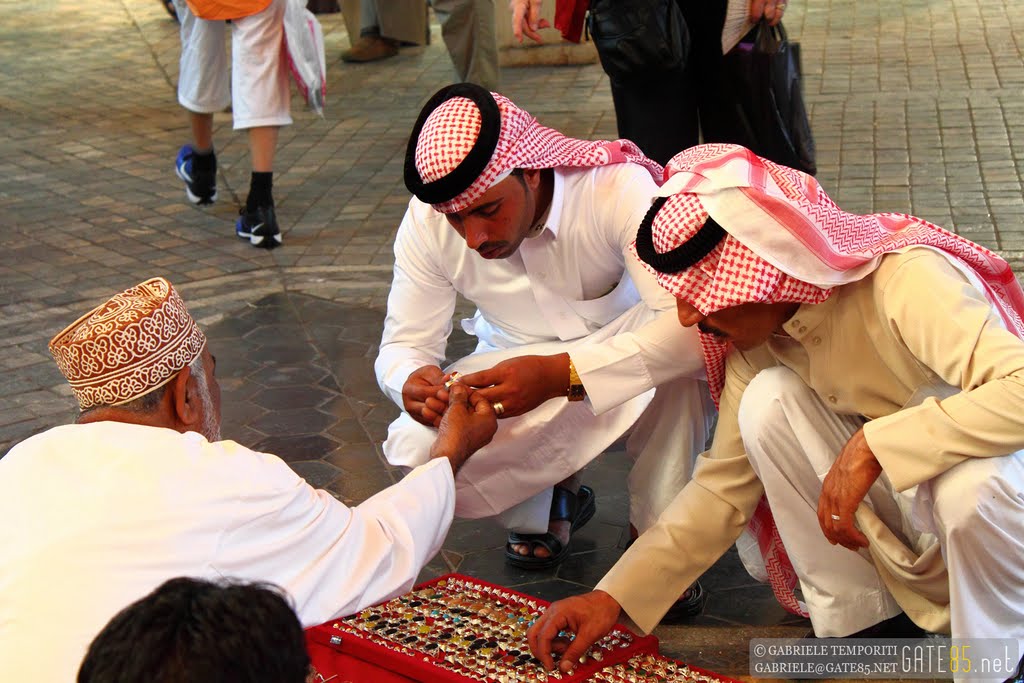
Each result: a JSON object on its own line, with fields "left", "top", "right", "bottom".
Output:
{"left": 527, "top": 144, "right": 1024, "bottom": 681}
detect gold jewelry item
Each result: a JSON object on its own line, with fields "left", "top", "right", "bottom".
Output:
{"left": 567, "top": 358, "right": 585, "bottom": 402}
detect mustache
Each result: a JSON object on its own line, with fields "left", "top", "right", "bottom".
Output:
{"left": 697, "top": 321, "right": 728, "bottom": 339}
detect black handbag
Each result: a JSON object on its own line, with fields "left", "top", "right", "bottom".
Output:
{"left": 721, "top": 21, "right": 817, "bottom": 175}
{"left": 587, "top": 0, "right": 690, "bottom": 84}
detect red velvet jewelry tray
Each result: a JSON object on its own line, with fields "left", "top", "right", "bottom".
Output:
{"left": 587, "top": 653, "right": 743, "bottom": 683}
{"left": 305, "top": 573, "right": 658, "bottom": 682}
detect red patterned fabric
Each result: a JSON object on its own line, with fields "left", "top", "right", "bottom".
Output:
{"left": 748, "top": 496, "right": 808, "bottom": 617}
{"left": 49, "top": 278, "right": 207, "bottom": 410}
{"left": 633, "top": 142, "right": 1024, "bottom": 619}
{"left": 413, "top": 92, "right": 662, "bottom": 213}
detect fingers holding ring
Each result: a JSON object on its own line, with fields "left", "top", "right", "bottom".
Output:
{"left": 493, "top": 401, "right": 505, "bottom": 416}
{"left": 830, "top": 514, "right": 841, "bottom": 521}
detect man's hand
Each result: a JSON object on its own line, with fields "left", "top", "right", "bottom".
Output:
{"left": 429, "top": 383, "right": 498, "bottom": 474}
{"left": 510, "top": 0, "right": 549, "bottom": 44}
{"left": 402, "top": 365, "right": 449, "bottom": 427}
{"left": 817, "top": 428, "right": 883, "bottom": 550}
{"left": 748, "top": 0, "right": 787, "bottom": 26}
{"left": 452, "top": 353, "right": 570, "bottom": 419}
{"left": 527, "top": 591, "right": 622, "bottom": 674}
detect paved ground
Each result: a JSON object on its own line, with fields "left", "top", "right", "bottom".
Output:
{"left": 2, "top": 0, "right": 1023, "bottom": 678}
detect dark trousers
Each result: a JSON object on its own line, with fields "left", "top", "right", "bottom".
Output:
{"left": 602, "top": 0, "right": 744, "bottom": 166}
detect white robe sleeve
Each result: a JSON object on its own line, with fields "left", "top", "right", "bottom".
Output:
{"left": 374, "top": 201, "right": 459, "bottom": 408}
{"left": 212, "top": 448, "right": 456, "bottom": 626}
{"left": 570, "top": 167, "right": 707, "bottom": 415}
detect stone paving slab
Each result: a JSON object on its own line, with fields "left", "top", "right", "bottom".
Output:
{"left": 2, "top": 0, "right": 1023, "bottom": 677}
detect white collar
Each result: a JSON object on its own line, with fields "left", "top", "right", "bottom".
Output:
{"left": 528, "top": 169, "right": 565, "bottom": 239}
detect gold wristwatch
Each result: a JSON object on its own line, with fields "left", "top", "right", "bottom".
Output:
{"left": 567, "top": 357, "right": 586, "bottom": 401}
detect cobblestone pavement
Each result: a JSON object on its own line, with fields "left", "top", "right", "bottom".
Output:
{"left": 2, "top": 0, "right": 1023, "bottom": 677}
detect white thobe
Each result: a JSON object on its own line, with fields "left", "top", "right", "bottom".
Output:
{"left": 375, "top": 163, "right": 712, "bottom": 533}
{"left": 0, "top": 421, "right": 455, "bottom": 683}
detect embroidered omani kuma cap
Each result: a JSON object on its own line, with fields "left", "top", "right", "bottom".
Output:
{"left": 403, "top": 83, "right": 662, "bottom": 214}
{"left": 49, "top": 277, "right": 207, "bottom": 410}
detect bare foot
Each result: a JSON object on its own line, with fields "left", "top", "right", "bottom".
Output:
{"left": 510, "top": 476, "right": 581, "bottom": 559}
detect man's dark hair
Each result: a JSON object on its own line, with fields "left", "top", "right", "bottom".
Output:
{"left": 78, "top": 577, "right": 310, "bottom": 683}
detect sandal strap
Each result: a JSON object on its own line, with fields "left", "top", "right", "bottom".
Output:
{"left": 549, "top": 485, "right": 578, "bottom": 523}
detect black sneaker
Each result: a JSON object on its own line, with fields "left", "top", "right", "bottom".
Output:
{"left": 175, "top": 145, "right": 217, "bottom": 205}
{"left": 235, "top": 205, "right": 282, "bottom": 249}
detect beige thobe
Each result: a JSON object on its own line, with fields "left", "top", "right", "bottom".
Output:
{"left": 597, "top": 248, "right": 1024, "bottom": 636}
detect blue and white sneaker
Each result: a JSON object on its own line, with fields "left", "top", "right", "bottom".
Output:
{"left": 236, "top": 205, "right": 282, "bottom": 249}
{"left": 175, "top": 144, "right": 217, "bottom": 205}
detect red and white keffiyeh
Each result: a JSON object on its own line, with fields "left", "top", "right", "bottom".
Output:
{"left": 404, "top": 83, "right": 662, "bottom": 213}
{"left": 635, "top": 143, "right": 1024, "bottom": 405}
{"left": 633, "top": 143, "right": 1024, "bottom": 618}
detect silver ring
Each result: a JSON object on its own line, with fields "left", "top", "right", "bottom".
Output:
{"left": 830, "top": 514, "right": 841, "bottom": 521}
{"left": 493, "top": 401, "right": 505, "bottom": 416}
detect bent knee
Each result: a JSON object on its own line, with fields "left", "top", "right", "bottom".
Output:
{"left": 737, "top": 366, "right": 808, "bottom": 439}
{"left": 931, "top": 458, "right": 1024, "bottom": 539}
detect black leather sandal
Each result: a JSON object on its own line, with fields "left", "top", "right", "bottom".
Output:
{"left": 660, "top": 580, "right": 707, "bottom": 623}
{"left": 504, "top": 485, "right": 596, "bottom": 570}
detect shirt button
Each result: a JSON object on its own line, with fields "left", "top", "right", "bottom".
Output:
{"left": 791, "top": 319, "right": 801, "bottom": 327}
{"left": 812, "top": 337, "right": 822, "bottom": 346}
{"left": 828, "top": 395, "right": 837, "bottom": 404}
{"left": 799, "top": 326, "right": 808, "bottom": 334}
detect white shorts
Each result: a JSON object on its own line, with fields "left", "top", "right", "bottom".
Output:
{"left": 174, "top": 0, "right": 293, "bottom": 129}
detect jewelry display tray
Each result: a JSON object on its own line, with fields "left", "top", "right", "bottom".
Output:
{"left": 305, "top": 574, "right": 740, "bottom": 683}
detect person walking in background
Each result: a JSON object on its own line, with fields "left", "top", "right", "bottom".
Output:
{"left": 510, "top": 0, "right": 787, "bottom": 166}
{"left": 342, "top": 0, "right": 500, "bottom": 91}
{"left": 172, "top": 0, "right": 290, "bottom": 249}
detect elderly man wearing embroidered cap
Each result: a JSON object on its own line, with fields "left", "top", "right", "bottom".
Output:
{"left": 0, "top": 277, "right": 497, "bottom": 683}
{"left": 528, "top": 143, "right": 1024, "bottom": 677}
{"left": 376, "top": 83, "right": 713, "bottom": 584}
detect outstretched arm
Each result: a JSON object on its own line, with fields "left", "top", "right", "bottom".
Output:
{"left": 452, "top": 353, "right": 570, "bottom": 419}
{"left": 376, "top": 204, "right": 458, "bottom": 408}
{"left": 430, "top": 383, "right": 498, "bottom": 473}
{"left": 528, "top": 590, "right": 622, "bottom": 674}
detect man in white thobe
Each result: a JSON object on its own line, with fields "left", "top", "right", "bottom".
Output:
{"left": 376, "top": 83, "right": 712, "bottom": 577}
{"left": 0, "top": 277, "right": 497, "bottom": 683}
